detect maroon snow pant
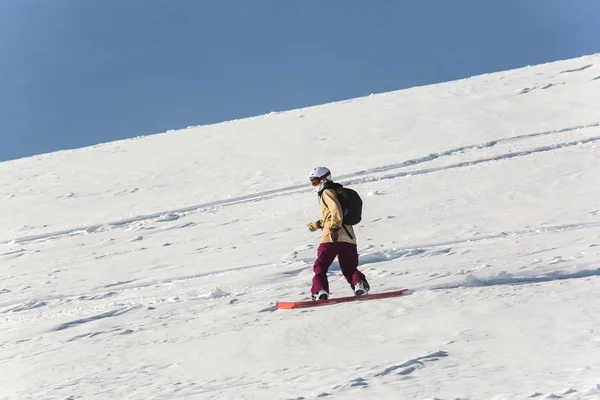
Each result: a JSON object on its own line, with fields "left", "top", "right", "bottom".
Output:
{"left": 311, "top": 242, "right": 368, "bottom": 295}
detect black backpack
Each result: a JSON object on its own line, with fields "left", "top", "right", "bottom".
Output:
{"left": 318, "top": 182, "right": 363, "bottom": 226}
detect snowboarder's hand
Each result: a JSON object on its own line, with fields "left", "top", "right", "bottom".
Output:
{"left": 329, "top": 228, "right": 339, "bottom": 242}
{"left": 307, "top": 221, "right": 323, "bottom": 232}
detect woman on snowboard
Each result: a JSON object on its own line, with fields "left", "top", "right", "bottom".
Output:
{"left": 306, "top": 167, "right": 370, "bottom": 300}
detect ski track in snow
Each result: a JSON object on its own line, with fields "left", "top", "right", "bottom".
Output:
{"left": 1, "top": 299, "right": 47, "bottom": 313}
{"left": 50, "top": 307, "right": 135, "bottom": 332}
{"left": 2, "top": 121, "right": 599, "bottom": 247}
{"left": 373, "top": 351, "right": 449, "bottom": 378}
{"left": 561, "top": 64, "right": 594, "bottom": 73}
{"left": 0, "top": 262, "right": 269, "bottom": 311}
{"left": 344, "top": 134, "right": 600, "bottom": 186}
{"left": 430, "top": 267, "right": 600, "bottom": 291}
{"left": 343, "top": 121, "right": 600, "bottom": 179}
{"left": 377, "top": 220, "right": 600, "bottom": 254}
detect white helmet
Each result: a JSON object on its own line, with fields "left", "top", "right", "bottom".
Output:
{"left": 309, "top": 167, "right": 331, "bottom": 186}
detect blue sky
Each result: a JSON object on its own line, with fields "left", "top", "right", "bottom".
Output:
{"left": 1, "top": 1, "right": 600, "bottom": 162}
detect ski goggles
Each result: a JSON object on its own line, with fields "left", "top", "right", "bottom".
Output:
{"left": 310, "top": 171, "right": 331, "bottom": 186}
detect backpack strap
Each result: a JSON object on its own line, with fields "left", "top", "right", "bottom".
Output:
{"left": 342, "top": 225, "right": 353, "bottom": 240}
{"left": 317, "top": 181, "right": 340, "bottom": 197}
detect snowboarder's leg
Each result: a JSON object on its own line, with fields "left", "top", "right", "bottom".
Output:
{"left": 311, "top": 243, "right": 339, "bottom": 296}
{"left": 337, "top": 242, "right": 369, "bottom": 291}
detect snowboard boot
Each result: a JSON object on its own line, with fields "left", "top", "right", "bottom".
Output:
{"left": 354, "top": 281, "right": 369, "bottom": 296}
{"left": 312, "top": 290, "right": 329, "bottom": 301}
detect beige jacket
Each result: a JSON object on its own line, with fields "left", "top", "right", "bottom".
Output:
{"left": 318, "top": 188, "right": 357, "bottom": 245}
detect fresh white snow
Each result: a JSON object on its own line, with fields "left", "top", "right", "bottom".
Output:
{"left": 1, "top": 54, "right": 600, "bottom": 399}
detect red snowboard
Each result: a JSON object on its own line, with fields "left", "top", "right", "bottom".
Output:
{"left": 276, "top": 289, "right": 409, "bottom": 309}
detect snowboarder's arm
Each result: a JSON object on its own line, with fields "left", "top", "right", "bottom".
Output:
{"left": 321, "top": 189, "right": 343, "bottom": 230}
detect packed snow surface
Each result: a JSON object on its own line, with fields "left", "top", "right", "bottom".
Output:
{"left": 1, "top": 54, "right": 600, "bottom": 399}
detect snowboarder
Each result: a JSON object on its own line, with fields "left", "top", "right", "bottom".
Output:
{"left": 306, "top": 167, "right": 370, "bottom": 300}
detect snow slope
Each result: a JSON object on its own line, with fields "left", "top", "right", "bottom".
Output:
{"left": 1, "top": 54, "right": 600, "bottom": 399}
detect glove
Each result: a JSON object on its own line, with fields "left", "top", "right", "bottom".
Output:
{"left": 329, "top": 228, "right": 339, "bottom": 242}
{"left": 307, "top": 220, "right": 323, "bottom": 232}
